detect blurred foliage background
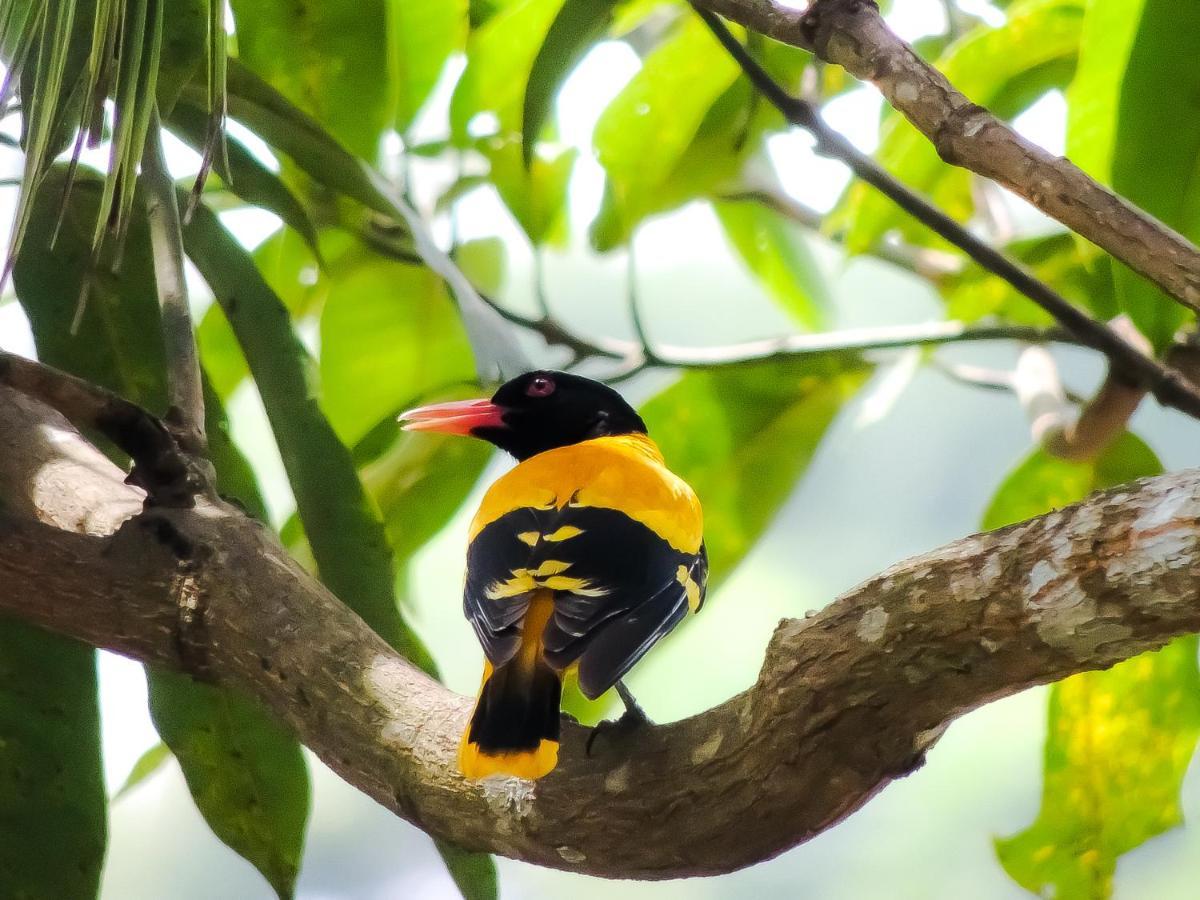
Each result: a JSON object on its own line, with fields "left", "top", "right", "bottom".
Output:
{"left": 1, "top": 0, "right": 1199, "bottom": 897}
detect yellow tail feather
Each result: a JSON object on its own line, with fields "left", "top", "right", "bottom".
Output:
{"left": 458, "top": 734, "right": 559, "bottom": 780}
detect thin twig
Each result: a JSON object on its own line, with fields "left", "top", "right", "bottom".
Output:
{"left": 142, "top": 105, "right": 206, "bottom": 452}
{"left": 693, "top": 6, "right": 1200, "bottom": 421}
{"left": 478, "top": 285, "right": 1073, "bottom": 369}
{"left": 626, "top": 238, "right": 659, "bottom": 365}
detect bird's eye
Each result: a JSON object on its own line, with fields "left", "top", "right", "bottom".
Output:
{"left": 526, "top": 375, "right": 556, "bottom": 398}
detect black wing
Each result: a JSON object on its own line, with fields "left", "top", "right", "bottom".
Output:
{"left": 465, "top": 504, "right": 707, "bottom": 699}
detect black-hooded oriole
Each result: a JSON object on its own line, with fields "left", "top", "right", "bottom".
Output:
{"left": 400, "top": 370, "right": 707, "bottom": 779}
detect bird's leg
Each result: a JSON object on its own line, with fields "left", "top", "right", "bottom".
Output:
{"left": 614, "top": 680, "right": 652, "bottom": 727}
{"left": 586, "top": 680, "right": 653, "bottom": 756}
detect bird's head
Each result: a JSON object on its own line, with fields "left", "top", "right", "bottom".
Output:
{"left": 399, "top": 370, "right": 646, "bottom": 461}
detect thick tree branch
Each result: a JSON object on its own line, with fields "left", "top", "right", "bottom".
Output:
{"left": 693, "top": 0, "right": 1200, "bottom": 316}
{"left": 693, "top": 6, "right": 1200, "bottom": 422}
{"left": 3, "top": 389, "right": 1200, "bottom": 879}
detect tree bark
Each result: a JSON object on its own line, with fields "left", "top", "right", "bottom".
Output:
{"left": 693, "top": 0, "right": 1200, "bottom": 315}
{"left": 2, "top": 388, "right": 1200, "bottom": 879}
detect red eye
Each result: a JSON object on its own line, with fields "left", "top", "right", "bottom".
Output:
{"left": 526, "top": 375, "right": 556, "bottom": 398}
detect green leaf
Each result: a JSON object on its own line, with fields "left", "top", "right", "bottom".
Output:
{"left": 487, "top": 140, "right": 576, "bottom": 245}
{"left": 0, "top": 621, "right": 105, "bottom": 898}
{"left": 435, "top": 838, "right": 500, "bottom": 900}
{"left": 941, "top": 232, "right": 1117, "bottom": 325}
{"left": 228, "top": 0, "right": 391, "bottom": 161}
{"left": 982, "top": 432, "right": 1161, "bottom": 531}
{"left": 449, "top": 0, "right": 564, "bottom": 143}
{"left": 318, "top": 243, "right": 476, "bottom": 446}
{"left": 1107, "top": 0, "right": 1200, "bottom": 348}
{"left": 390, "top": 0, "right": 468, "bottom": 133}
{"left": 997, "top": 638, "right": 1200, "bottom": 899}
{"left": 713, "top": 199, "right": 830, "bottom": 330}
{"left": 982, "top": 435, "right": 1199, "bottom": 900}
{"left": 522, "top": 0, "right": 617, "bottom": 165}
{"left": 113, "top": 741, "right": 173, "bottom": 801}
{"left": 838, "top": 0, "right": 1085, "bottom": 252}
{"left": 149, "top": 673, "right": 310, "bottom": 900}
{"left": 593, "top": 15, "right": 739, "bottom": 211}
{"left": 641, "top": 356, "right": 869, "bottom": 582}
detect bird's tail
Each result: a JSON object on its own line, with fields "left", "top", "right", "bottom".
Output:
{"left": 459, "top": 593, "right": 561, "bottom": 780}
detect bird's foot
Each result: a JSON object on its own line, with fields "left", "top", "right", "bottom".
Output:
{"left": 585, "top": 681, "right": 653, "bottom": 756}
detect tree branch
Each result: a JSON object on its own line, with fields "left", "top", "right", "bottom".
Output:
{"left": 693, "top": 0, "right": 1200, "bottom": 317}
{"left": 3, "top": 387, "right": 1200, "bottom": 879}
{"left": 142, "top": 106, "right": 206, "bottom": 453}
{"left": 692, "top": 5, "right": 1200, "bottom": 422}
{"left": 0, "top": 351, "right": 210, "bottom": 505}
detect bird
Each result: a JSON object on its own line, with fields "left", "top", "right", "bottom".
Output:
{"left": 399, "top": 370, "right": 706, "bottom": 780}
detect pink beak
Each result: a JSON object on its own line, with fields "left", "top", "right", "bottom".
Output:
{"left": 398, "top": 398, "right": 506, "bottom": 436}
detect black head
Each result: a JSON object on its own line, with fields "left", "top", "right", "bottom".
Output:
{"left": 399, "top": 370, "right": 646, "bottom": 460}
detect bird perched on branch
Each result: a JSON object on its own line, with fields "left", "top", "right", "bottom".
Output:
{"left": 400, "top": 371, "right": 706, "bottom": 780}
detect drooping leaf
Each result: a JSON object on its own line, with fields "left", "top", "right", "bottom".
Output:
{"left": 390, "top": 0, "right": 468, "bottom": 134}
{"left": 149, "top": 673, "right": 310, "bottom": 900}
{"left": 183, "top": 199, "right": 496, "bottom": 895}
{"left": 997, "top": 637, "right": 1200, "bottom": 899}
{"left": 713, "top": 199, "right": 830, "bottom": 331}
{"left": 641, "top": 356, "right": 870, "bottom": 583}
{"left": 522, "top": 0, "right": 617, "bottom": 164}
{"left": 1107, "top": 0, "right": 1200, "bottom": 348}
{"left": 982, "top": 434, "right": 1199, "bottom": 899}
{"left": 837, "top": 0, "right": 1085, "bottom": 252}
{"left": 0, "top": 620, "right": 105, "bottom": 898}
{"left": 228, "top": 0, "right": 391, "bottom": 161}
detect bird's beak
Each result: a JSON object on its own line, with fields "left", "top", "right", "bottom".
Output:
{"left": 398, "top": 398, "right": 506, "bottom": 436}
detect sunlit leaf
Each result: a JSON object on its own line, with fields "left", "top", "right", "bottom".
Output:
{"left": 522, "top": 0, "right": 617, "bottom": 164}
{"left": 212, "top": 59, "right": 526, "bottom": 381}
{"left": 593, "top": 15, "right": 738, "bottom": 211}
{"left": 391, "top": 0, "right": 468, "bottom": 133}
{"left": 450, "top": 0, "right": 563, "bottom": 142}
{"left": 229, "top": 0, "right": 391, "bottom": 161}
{"left": 318, "top": 242, "right": 476, "bottom": 445}
{"left": 982, "top": 434, "right": 1198, "bottom": 900}
{"left": 713, "top": 199, "right": 830, "bottom": 330}
{"left": 941, "top": 232, "right": 1116, "bottom": 325}
{"left": 997, "top": 638, "right": 1200, "bottom": 899}
{"left": 487, "top": 139, "right": 576, "bottom": 245}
